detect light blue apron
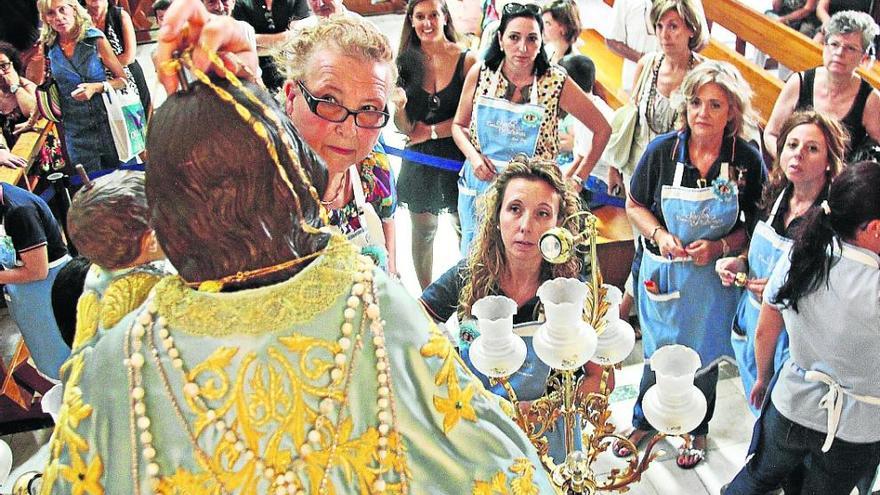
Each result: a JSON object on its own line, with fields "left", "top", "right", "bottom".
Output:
{"left": 637, "top": 137, "right": 740, "bottom": 366}
{"left": 458, "top": 66, "right": 546, "bottom": 255}
{"left": 459, "top": 321, "right": 580, "bottom": 465}
{"left": 731, "top": 191, "right": 792, "bottom": 416}
{"left": 3, "top": 254, "right": 72, "bottom": 379}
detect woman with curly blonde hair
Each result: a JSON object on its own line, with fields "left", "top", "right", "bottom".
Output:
{"left": 421, "top": 155, "right": 607, "bottom": 463}
{"left": 421, "top": 155, "right": 582, "bottom": 324}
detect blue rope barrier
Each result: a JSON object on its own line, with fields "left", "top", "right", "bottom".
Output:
{"left": 381, "top": 144, "right": 464, "bottom": 172}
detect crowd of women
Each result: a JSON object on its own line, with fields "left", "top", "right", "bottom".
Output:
{"left": 0, "top": 0, "right": 877, "bottom": 492}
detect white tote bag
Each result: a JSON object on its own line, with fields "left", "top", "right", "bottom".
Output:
{"left": 101, "top": 85, "right": 146, "bottom": 162}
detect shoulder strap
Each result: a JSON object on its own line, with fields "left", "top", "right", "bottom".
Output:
{"left": 42, "top": 43, "right": 52, "bottom": 79}
{"left": 798, "top": 70, "right": 815, "bottom": 109}
{"left": 455, "top": 51, "right": 467, "bottom": 76}
{"left": 632, "top": 52, "right": 656, "bottom": 105}
{"left": 108, "top": 6, "right": 123, "bottom": 40}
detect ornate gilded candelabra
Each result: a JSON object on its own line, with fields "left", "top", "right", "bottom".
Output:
{"left": 469, "top": 212, "right": 707, "bottom": 494}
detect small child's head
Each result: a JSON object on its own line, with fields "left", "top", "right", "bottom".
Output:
{"left": 559, "top": 54, "right": 596, "bottom": 94}
{"left": 68, "top": 170, "right": 161, "bottom": 271}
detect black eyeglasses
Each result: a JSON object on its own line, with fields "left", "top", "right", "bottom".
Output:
{"left": 0, "top": 62, "right": 11, "bottom": 71}
{"left": 297, "top": 81, "right": 390, "bottom": 129}
{"left": 503, "top": 2, "right": 541, "bottom": 17}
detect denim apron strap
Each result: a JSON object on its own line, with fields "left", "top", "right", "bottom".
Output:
{"left": 732, "top": 190, "right": 792, "bottom": 415}
{"left": 638, "top": 138, "right": 740, "bottom": 365}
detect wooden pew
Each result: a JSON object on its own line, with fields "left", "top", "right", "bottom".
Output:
{"left": 0, "top": 120, "right": 54, "bottom": 189}
{"left": 702, "top": 39, "right": 784, "bottom": 126}
{"left": 578, "top": 29, "right": 628, "bottom": 110}
{"left": 703, "top": 0, "right": 880, "bottom": 90}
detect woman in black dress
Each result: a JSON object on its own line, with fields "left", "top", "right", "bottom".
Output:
{"left": 393, "top": 0, "right": 476, "bottom": 289}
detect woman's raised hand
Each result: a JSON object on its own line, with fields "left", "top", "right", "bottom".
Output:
{"left": 715, "top": 256, "right": 746, "bottom": 286}
{"left": 656, "top": 230, "right": 687, "bottom": 259}
{"left": 685, "top": 239, "right": 720, "bottom": 266}
{"left": 471, "top": 153, "right": 496, "bottom": 181}
{"left": 153, "top": 0, "right": 259, "bottom": 95}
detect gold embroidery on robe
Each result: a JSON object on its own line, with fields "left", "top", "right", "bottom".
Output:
{"left": 420, "top": 323, "right": 479, "bottom": 433}
{"left": 155, "top": 236, "right": 359, "bottom": 337}
{"left": 472, "top": 457, "right": 541, "bottom": 495}
{"left": 41, "top": 353, "right": 104, "bottom": 495}
{"left": 100, "top": 271, "right": 161, "bottom": 328}
{"left": 149, "top": 322, "right": 407, "bottom": 492}
{"left": 73, "top": 291, "right": 100, "bottom": 352}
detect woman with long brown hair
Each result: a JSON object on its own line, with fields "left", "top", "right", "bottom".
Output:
{"left": 393, "top": 0, "right": 477, "bottom": 289}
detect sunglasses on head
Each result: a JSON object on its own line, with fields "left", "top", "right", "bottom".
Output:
{"left": 503, "top": 2, "right": 541, "bottom": 17}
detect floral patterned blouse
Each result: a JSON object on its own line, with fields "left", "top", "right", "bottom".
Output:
{"left": 327, "top": 142, "right": 397, "bottom": 234}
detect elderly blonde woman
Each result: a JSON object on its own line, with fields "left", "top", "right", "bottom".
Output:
{"left": 157, "top": 6, "right": 399, "bottom": 274}
{"left": 278, "top": 17, "right": 399, "bottom": 275}
{"left": 764, "top": 10, "right": 880, "bottom": 162}
{"left": 29, "top": 0, "right": 130, "bottom": 172}
{"left": 620, "top": 61, "right": 767, "bottom": 469}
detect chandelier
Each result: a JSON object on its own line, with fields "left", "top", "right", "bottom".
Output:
{"left": 467, "top": 212, "right": 707, "bottom": 494}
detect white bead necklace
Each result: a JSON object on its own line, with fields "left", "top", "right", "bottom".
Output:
{"left": 124, "top": 256, "right": 408, "bottom": 493}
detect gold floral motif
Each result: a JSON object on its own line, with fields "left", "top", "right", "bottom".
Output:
{"left": 508, "top": 458, "right": 539, "bottom": 495}
{"left": 42, "top": 353, "right": 103, "bottom": 495}
{"left": 155, "top": 468, "right": 220, "bottom": 494}
{"left": 420, "top": 322, "right": 480, "bottom": 433}
{"left": 472, "top": 458, "right": 541, "bottom": 495}
{"left": 73, "top": 291, "right": 99, "bottom": 351}
{"left": 433, "top": 382, "right": 478, "bottom": 433}
{"left": 59, "top": 449, "right": 104, "bottom": 495}
{"left": 166, "top": 309, "right": 401, "bottom": 493}
{"left": 155, "top": 236, "right": 359, "bottom": 337}
{"left": 100, "top": 272, "right": 161, "bottom": 329}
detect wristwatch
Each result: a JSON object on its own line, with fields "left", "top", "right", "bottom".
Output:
{"left": 430, "top": 125, "right": 438, "bottom": 140}
{"left": 8, "top": 83, "right": 20, "bottom": 94}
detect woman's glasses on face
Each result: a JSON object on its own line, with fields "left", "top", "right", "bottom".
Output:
{"left": 0, "top": 62, "right": 12, "bottom": 71}
{"left": 825, "top": 39, "right": 864, "bottom": 56}
{"left": 297, "top": 81, "right": 390, "bottom": 129}
{"left": 502, "top": 2, "right": 541, "bottom": 17}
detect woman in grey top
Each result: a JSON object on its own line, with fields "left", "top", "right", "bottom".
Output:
{"left": 724, "top": 161, "right": 880, "bottom": 495}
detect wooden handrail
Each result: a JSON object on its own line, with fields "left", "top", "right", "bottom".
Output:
{"left": 0, "top": 120, "right": 54, "bottom": 187}
{"left": 703, "top": 0, "right": 880, "bottom": 89}
{"left": 702, "top": 39, "right": 784, "bottom": 125}
{"left": 579, "top": 29, "right": 628, "bottom": 110}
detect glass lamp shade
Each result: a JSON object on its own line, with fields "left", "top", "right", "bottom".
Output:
{"left": 591, "top": 284, "right": 635, "bottom": 366}
{"left": 470, "top": 296, "right": 527, "bottom": 377}
{"left": 591, "top": 316, "right": 635, "bottom": 366}
{"left": 642, "top": 345, "right": 707, "bottom": 435}
{"left": 534, "top": 278, "right": 597, "bottom": 370}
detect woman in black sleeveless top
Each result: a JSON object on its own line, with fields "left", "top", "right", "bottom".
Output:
{"left": 393, "top": 0, "right": 477, "bottom": 290}
{"left": 764, "top": 10, "right": 880, "bottom": 163}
